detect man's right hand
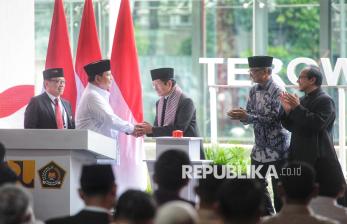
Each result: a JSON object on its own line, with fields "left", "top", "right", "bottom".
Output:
{"left": 137, "top": 122, "right": 153, "bottom": 135}
{"left": 279, "top": 92, "right": 292, "bottom": 114}
{"left": 227, "top": 108, "right": 248, "bottom": 121}
{"left": 132, "top": 125, "right": 145, "bottom": 137}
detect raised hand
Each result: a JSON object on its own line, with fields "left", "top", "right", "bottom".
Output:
{"left": 279, "top": 92, "right": 292, "bottom": 114}
{"left": 279, "top": 92, "right": 299, "bottom": 113}
{"left": 286, "top": 93, "right": 300, "bottom": 108}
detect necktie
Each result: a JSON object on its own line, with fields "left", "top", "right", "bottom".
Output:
{"left": 54, "top": 98, "right": 64, "bottom": 129}
{"left": 160, "top": 98, "right": 168, "bottom": 126}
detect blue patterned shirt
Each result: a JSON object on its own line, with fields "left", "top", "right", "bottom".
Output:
{"left": 243, "top": 78, "right": 290, "bottom": 162}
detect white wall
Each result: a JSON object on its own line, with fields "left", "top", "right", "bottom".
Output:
{"left": 0, "top": 0, "right": 35, "bottom": 128}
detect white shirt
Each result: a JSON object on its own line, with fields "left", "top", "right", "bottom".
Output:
{"left": 84, "top": 205, "right": 111, "bottom": 215}
{"left": 46, "top": 91, "right": 68, "bottom": 129}
{"left": 310, "top": 196, "right": 347, "bottom": 223}
{"left": 76, "top": 83, "right": 134, "bottom": 140}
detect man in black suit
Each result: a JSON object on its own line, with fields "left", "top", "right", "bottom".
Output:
{"left": 24, "top": 68, "right": 74, "bottom": 129}
{"left": 141, "top": 68, "right": 199, "bottom": 137}
{"left": 279, "top": 66, "right": 340, "bottom": 167}
{"left": 279, "top": 66, "right": 345, "bottom": 205}
{"left": 46, "top": 164, "right": 116, "bottom": 224}
{"left": 140, "top": 68, "right": 203, "bottom": 157}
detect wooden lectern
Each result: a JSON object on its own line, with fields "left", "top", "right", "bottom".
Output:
{"left": 0, "top": 129, "right": 116, "bottom": 221}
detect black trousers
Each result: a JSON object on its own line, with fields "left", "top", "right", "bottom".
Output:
{"left": 251, "top": 159, "right": 285, "bottom": 216}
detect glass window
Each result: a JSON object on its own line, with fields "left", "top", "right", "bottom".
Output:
{"left": 133, "top": 0, "right": 201, "bottom": 129}
{"left": 35, "top": 0, "right": 109, "bottom": 81}
{"left": 34, "top": 0, "right": 346, "bottom": 147}
{"left": 205, "top": 1, "right": 252, "bottom": 142}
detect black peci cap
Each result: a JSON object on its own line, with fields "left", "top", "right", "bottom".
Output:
{"left": 43, "top": 68, "right": 64, "bottom": 80}
{"left": 150, "top": 68, "right": 174, "bottom": 81}
{"left": 248, "top": 56, "right": 273, "bottom": 68}
{"left": 84, "top": 59, "right": 111, "bottom": 78}
{"left": 80, "top": 164, "right": 115, "bottom": 195}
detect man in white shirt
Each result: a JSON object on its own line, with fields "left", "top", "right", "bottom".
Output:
{"left": 76, "top": 59, "right": 143, "bottom": 140}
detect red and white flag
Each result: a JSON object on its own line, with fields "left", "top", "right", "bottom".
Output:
{"left": 45, "top": 0, "right": 76, "bottom": 113}
{"left": 75, "top": 0, "right": 102, "bottom": 104}
{"left": 110, "top": 0, "right": 147, "bottom": 192}
{"left": 0, "top": 86, "right": 34, "bottom": 123}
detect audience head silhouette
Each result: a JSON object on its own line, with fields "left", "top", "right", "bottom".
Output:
{"left": 195, "top": 164, "right": 226, "bottom": 206}
{"left": 0, "top": 184, "right": 35, "bottom": 224}
{"left": 154, "top": 149, "right": 190, "bottom": 191}
{"left": 217, "top": 178, "right": 263, "bottom": 223}
{"left": 279, "top": 161, "right": 317, "bottom": 203}
{"left": 115, "top": 189, "right": 156, "bottom": 224}
{"left": 155, "top": 201, "right": 198, "bottom": 224}
{"left": 80, "top": 164, "right": 115, "bottom": 196}
{"left": 79, "top": 164, "right": 116, "bottom": 210}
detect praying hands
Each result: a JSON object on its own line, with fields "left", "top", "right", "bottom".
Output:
{"left": 279, "top": 92, "right": 300, "bottom": 113}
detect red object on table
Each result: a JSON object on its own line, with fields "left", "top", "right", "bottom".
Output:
{"left": 172, "top": 130, "right": 183, "bottom": 138}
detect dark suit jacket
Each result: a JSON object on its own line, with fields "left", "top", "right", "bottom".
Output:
{"left": 280, "top": 88, "right": 338, "bottom": 165}
{"left": 148, "top": 94, "right": 199, "bottom": 137}
{"left": 24, "top": 92, "right": 75, "bottom": 129}
{"left": 45, "top": 210, "right": 110, "bottom": 224}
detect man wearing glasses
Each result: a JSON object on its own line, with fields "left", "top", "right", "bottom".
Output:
{"left": 227, "top": 56, "right": 290, "bottom": 215}
{"left": 139, "top": 68, "right": 205, "bottom": 158}
{"left": 24, "top": 68, "right": 75, "bottom": 129}
{"left": 279, "top": 66, "right": 338, "bottom": 165}
{"left": 279, "top": 66, "right": 345, "bottom": 204}
{"left": 139, "top": 68, "right": 200, "bottom": 138}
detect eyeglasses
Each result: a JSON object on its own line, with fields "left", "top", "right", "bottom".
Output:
{"left": 298, "top": 75, "right": 309, "bottom": 80}
{"left": 249, "top": 68, "right": 265, "bottom": 74}
{"left": 152, "top": 81, "right": 165, "bottom": 88}
{"left": 49, "top": 79, "right": 66, "bottom": 85}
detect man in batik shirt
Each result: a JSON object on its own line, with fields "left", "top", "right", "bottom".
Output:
{"left": 228, "top": 56, "right": 290, "bottom": 215}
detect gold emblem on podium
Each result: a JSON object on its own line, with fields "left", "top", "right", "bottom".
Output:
{"left": 38, "top": 161, "right": 66, "bottom": 189}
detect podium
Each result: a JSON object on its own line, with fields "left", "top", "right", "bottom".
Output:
{"left": 146, "top": 137, "right": 211, "bottom": 202}
{"left": 155, "top": 137, "right": 202, "bottom": 160}
{"left": 0, "top": 129, "right": 116, "bottom": 221}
